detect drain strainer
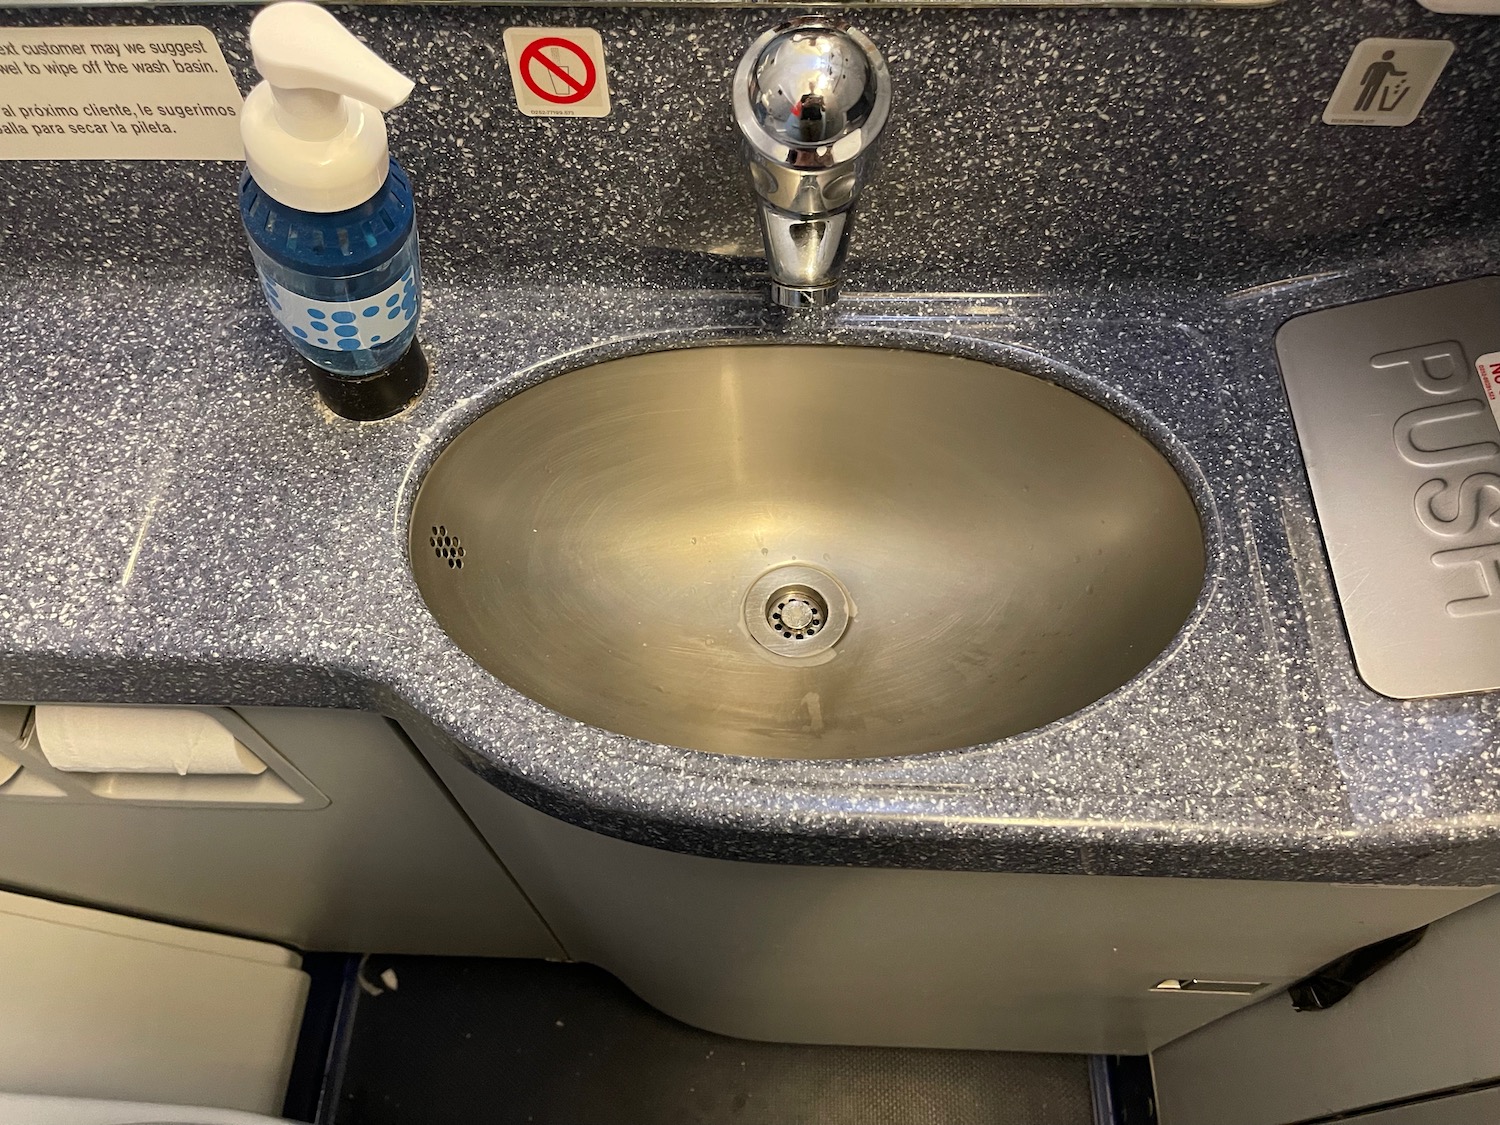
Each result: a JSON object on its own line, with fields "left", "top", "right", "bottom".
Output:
{"left": 744, "top": 564, "right": 851, "bottom": 658}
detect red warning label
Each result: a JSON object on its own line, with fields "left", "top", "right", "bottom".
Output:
{"left": 503, "top": 28, "right": 611, "bottom": 118}
{"left": 519, "top": 37, "right": 595, "bottom": 104}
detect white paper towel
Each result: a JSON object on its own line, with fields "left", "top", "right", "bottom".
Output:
{"left": 0, "top": 752, "right": 17, "bottom": 787}
{"left": 33, "top": 706, "right": 268, "bottom": 776}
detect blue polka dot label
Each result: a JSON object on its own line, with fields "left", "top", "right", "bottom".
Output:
{"left": 258, "top": 268, "right": 419, "bottom": 352}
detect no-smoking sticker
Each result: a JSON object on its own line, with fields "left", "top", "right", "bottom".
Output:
{"left": 502, "top": 27, "right": 610, "bottom": 118}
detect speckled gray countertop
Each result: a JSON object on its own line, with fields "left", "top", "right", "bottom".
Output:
{"left": 6, "top": 249, "right": 1500, "bottom": 885}
{"left": 1, "top": 1, "right": 1499, "bottom": 884}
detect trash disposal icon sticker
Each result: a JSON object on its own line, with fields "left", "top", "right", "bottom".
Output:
{"left": 1323, "top": 38, "right": 1453, "bottom": 128}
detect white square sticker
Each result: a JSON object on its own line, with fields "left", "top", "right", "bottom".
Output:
{"left": 1475, "top": 352, "right": 1500, "bottom": 435}
{"left": 502, "top": 28, "right": 611, "bottom": 119}
{"left": 1323, "top": 38, "right": 1453, "bottom": 127}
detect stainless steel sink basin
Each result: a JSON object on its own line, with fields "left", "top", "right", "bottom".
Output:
{"left": 410, "top": 346, "right": 1205, "bottom": 760}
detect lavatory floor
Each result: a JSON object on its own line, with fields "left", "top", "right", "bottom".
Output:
{"left": 327, "top": 957, "right": 1095, "bottom": 1125}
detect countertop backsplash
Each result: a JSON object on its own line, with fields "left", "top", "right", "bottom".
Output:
{"left": 0, "top": 0, "right": 1497, "bottom": 291}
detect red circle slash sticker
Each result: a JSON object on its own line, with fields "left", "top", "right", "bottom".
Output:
{"left": 518, "top": 37, "right": 597, "bottom": 105}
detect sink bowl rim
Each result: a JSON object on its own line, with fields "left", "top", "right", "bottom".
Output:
{"left": 399, "top": 327, "right": 1223, "bottom": 767}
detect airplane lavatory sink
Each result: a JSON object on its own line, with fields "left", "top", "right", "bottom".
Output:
{"left": 410, "top": 346, "right": 1205, "bottom": 760}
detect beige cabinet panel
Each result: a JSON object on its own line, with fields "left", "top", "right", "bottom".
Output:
{"left": 1154, "top": 893, "right": 1500, "bottom": 1125}
{"left": 405, "top": 719, "right": 1493, "bottom": 1055}
{"left": 0, "top": 706, "right": 561, "bottom": 958}
{"left": 0, "top": 889, "right": 305, "bottom": 1114}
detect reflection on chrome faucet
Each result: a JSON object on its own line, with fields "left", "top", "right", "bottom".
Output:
{"left": 732, "top": 18, "right": 890, "bottom": 309}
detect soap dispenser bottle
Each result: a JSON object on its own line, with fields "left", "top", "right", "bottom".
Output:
{"left": 239, "top": 1, "right": 425, "bottom": 420}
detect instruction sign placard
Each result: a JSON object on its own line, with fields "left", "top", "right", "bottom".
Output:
{"left": 1323, "top": 38, "right": 1454, "bottom": 128}
{"left": 0, "top": 25, "right": 242, "bottom": 160}
{"left": 502, "top": 28, "right": 610, "bottom": 118}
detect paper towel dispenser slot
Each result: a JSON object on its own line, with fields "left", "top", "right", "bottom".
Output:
{"left": 34, "top": 706, "right": 268, "bottom": 776}
{"left": 0, "top": 768, "right": 68, "bottom": 799}
{"left": 0, "top": 705, "right": 67, "bottom": 798}
{"left": 0, "top": 705, "right": 329, "bottom": 809}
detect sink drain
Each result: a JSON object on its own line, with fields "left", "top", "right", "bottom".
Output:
{"left": 769, "top": 586, "right": 825, "bottom": 638}
{"left": 745, "top": 565, "right": 851, "bottom": 658}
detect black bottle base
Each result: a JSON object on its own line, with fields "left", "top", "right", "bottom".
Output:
{"left": 307, "top": 340, "right": 429, "bottom": 421}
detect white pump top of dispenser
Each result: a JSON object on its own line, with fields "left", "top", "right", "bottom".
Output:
{"left": 240, "top": 1, "right": 414, "bottom": 213}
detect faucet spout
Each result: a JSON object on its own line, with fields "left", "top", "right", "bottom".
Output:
{"left": 732, "top": 18, "right": 890, "bottom": 309}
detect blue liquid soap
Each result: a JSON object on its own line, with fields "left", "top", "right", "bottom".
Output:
{"left": 240, "top": 159, "right": 420, "bottom": 379}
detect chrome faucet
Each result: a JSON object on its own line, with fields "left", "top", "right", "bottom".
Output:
{"left": 732, "top": 18, "right": 890, "bottom": 309}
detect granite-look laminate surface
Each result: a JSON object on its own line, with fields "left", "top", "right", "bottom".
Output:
{"left": 0, "top": 1, "right": 1498, "bottom": 883}
{"left": 5, "top": 250, "right": 1500, "bottom": 884}
{"left": 0, "top": 1, "right": 1498, "bottom": 292}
